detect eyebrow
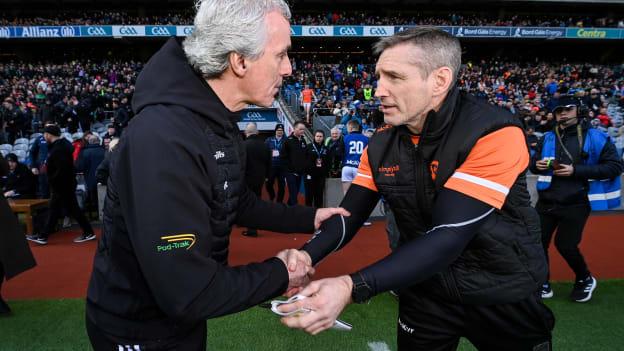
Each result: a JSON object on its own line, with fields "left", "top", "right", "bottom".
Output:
{"left": 279, "top": 45, "right": 292, "bottom": 55}
{"left": 375, "top": 68, "right": 406, "bottom": 79}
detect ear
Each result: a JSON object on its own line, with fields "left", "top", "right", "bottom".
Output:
{"left": 229, "top": 52, "right": 247, "bottom": 77}
{"left": 431, "top": 67, "right": 453, "bottom": 96}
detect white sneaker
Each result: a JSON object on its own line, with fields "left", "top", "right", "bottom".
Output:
{"left": 363, "top": 221, "right": 372, "bottom": 226}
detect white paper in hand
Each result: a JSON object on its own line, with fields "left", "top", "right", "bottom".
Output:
{"left": 270, "top": 294, "right": 352, "bottom": 331}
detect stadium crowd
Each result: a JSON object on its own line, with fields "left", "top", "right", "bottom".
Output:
{"left": 1, "top": 10, "right": 623, "bottom": 28}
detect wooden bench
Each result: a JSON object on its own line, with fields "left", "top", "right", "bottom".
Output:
{"left": 8, "top": 199, "right": 49, "bottom": 235}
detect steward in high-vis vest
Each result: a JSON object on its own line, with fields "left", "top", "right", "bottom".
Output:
{"left": 280, "top": 27, "right": 554, "bottom": 351}
{"left": 530, "top": 94, "right": 623, "bottom": 303}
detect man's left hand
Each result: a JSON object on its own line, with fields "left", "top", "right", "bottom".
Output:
{"left": 279, "top": 275, "right": 353, "bottom": 335}
{"left": 553, "top": 164, "right": 574, "bottom": 177}
{"left": 314, "top": 208, "right": 350, "bottom": 230}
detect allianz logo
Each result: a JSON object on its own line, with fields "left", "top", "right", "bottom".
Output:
{"left": 87, "top": 27, "right": 108, "bottom": 36}
{"left": 339, "top": 27, "right": 359, "bottom": 35}
{"left": 61, "top": 26, "right": 76, "bottom": 37}
{"left": 308, "top": 27, "right": 327, "bottom": 35}
{"left": 370, "top": 27, "right": 387, "bottom": 35}
{"left": 119, "top": 26, "right": 139, "bottom": 35}
{"left": 151, "top": 26, "right": 172, "bottom": 36}
{"left": 246, "top": 111, "right": 263, "bottom": 119}
{"left": 0, "top": 27, "right": 10, "bottom": 38}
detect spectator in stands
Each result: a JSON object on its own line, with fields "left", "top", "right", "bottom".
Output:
{"left": 531, "top": 95, "right": 623, "bottom": 302}
{"left": 265, "top": 123, "right": 287, "bottom": 203}
{"left": 2, "top": 153, "right": 36, "bottom": 199}
{"left": 596, "top": 108, "right": 612, "bottom": 128}
{"left": 282, "top": 121, "right": 308, "bottom": 206}
{"left": 101, "top": 124, "right": 117, "bottom": 147}
{"left": 325, "top": 126, "right": 344, "bottom": 178}
{"left": 111, "top": 98, "right": 129, "bottom": 134}
{"left": 0, "top": 153, "right": 36, "bottom": 315}
{"left": 76, "top": 134, "right": 105, "bottom": 216}
{"left": 242, "top": 122, "right": 271, "bottom": 237}
{"left": 1, "top": 98, "right": 20, "bottom": 144}
{"left": 95, "top": 138, "right": 119, "bottom": 187}
{"left": 26, "top": 125, "right": 95, "bottom": 245}
{"left": 305, "top": 130, "right": 329, "bottom": 208}
{"left": 85, "top": 1, "right": 347, "bottom": 349}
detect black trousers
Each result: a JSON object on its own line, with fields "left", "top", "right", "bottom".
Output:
{"left": 87, "top": 317, "right": 206, "bottom": 351}
{"left": 245, "top": 183, "right": 263, "bottom": 235}
{"left": 42, "top": 189, "right": 93, "bottom": 238}
{"left": 285, "top": 172, "right": 302, "bottom": 206}
{"left": 266, "top": 165, "right": 286, "bottom": 203}
{"left": 304, "top": 175, "right": 325, "bottom": 208}
{"left": 397, "top": 292, "right": 554, "bottom": 351}
{"left": 536, "top": 201, "right": 591, "bottom": 281}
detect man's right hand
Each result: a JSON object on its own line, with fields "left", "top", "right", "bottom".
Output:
{"left": 535, "top": 159, "right": 550, "bottom": 171}
{"left": 275, "top": 249, "right": 314, "bottom": 296}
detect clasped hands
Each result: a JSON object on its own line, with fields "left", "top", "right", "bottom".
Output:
{"left": 272, "top": 207, "right": 353, "bottom": 335}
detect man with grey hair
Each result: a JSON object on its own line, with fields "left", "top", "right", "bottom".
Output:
{"left": 280, "top": 27, "right": 553, "bottom": 350}
{"left": 85, "top": 1, "right": 347, "bottom": 349}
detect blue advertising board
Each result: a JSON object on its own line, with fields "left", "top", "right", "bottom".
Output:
{"left": 238, "top": 108, "right": 279, "bottom": 131}
{"left": 80, "top": 26, "right": 113, "bottom": 37}
{"left": 1, "top": 25, "right": 623, "bottom": 40}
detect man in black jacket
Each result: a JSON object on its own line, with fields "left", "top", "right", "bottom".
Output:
{"left": 242, "top": 122, "right": 271, "bottom": 237}
{"left": 281, "top": 121, "right": 308, "bottom": 206}
{"left": 26, "top": 125, "right": 95, "bottom": 245}
{"left": 76, "top": 135, "right": 105, "bottom": 216}
{"left": 281, "top": 28, "right": 553, "bottom": 351}
{"left": 85, "top": 2, "right": 346, "bottom": 349}
{"left": 2, "top": 153, "right": 37, "bottom": 199}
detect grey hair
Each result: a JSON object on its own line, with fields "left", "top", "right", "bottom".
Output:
{"left": 373, "top": 27, "right": 461, "bottom": 87}
{"left": 183, "top": 0, "right": 291, "bottom": 79}
{"left": 245, "top": 121, "right": 259, "bottom": 135}
{"left": 330, "top": 126, "right": 342, "bottom": 135}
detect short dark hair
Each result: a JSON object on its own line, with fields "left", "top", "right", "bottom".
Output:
{"left": 373, "top": 27, "right": 461, "bottom": 87}
{"left": 294, "top": 121, "right": 306, "bottom": 128}
{"left": 313, "top": 129, "right": 325, "bottom": 137}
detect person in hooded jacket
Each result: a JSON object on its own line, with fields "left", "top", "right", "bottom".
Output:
{"left": 85, "top": 2, "right": 346, "bottom": 350}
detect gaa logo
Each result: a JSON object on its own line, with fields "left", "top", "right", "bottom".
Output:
{"left": 87, "top": 27, "right": 108, "bottom": 36}
{"left": 370, "top": 27, "right": 387, "bottom": 36}
{"left": 0, "top": 27, "right": 10, "bottom": 38}
{"left": 119, "top": 26, "right": 139, "bottom": 35}
{"left": 61, "top": 26, "right": 76, "bottom": 37}
{"left": 151, "top": 26, "right": 172, "bottom": 36}
{"left": 183, "top": 26, "right": 194, "bottom": 35}
{"left": 246, "top": 111, "right": 263, "bottom": 119}
{"left": 339, "top": 27, "right": 358, "bottom": 36}
{"left": 309, "top": 27, "right": 327, "bottom": 35}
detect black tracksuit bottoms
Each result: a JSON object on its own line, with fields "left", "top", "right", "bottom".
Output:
{"left": 536, "top": 201, "right": 592, "bottom": 281}
{"left": 397, "top": 292, "right": 554, "bottom": 351}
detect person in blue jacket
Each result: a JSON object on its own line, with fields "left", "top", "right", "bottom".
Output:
{"left": 530, "top": 95, "right": 623, "bottom": 302}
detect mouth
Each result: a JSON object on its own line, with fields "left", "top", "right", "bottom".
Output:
{"left": 380, "top": 105, "right": 397, "bottom": 112}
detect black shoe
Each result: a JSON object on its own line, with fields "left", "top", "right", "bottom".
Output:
{"left": 571, "top": 276, "right": 597, "bottom": 302}
{"left": 26, "top": 235, "right": 48, "bottom": 245}
{"left": 242, "top": 230, "right": 258, "bottom": 237}
{"left": 73, "top": 233, "right": 96, "bottom": 243}
{"left": 0, "top": 297, "right": 11, "bottom": 315}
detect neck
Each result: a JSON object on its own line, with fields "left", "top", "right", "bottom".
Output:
{"left": 406, "top": 92, "right": 447, "bottom": 134}
{"left": 206, "top": 76, "right": 246, "bottom": 112}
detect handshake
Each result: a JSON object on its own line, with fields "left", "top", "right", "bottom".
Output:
{"left": 275, "top": 249, "right": 315, "bottom": 297}
{"left": 273, "top": 248, "right": 355, "bottom": 335}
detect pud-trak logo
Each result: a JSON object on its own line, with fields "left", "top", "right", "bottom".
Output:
{"left": 157, "top": 234, "right": 197, "bottom": 252}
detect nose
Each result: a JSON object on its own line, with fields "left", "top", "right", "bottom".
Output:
{"left": 281, "top": 55, "right": 292, "bottom": 77}
{"left": 374, "top": 81, "right": 388, "bottom": 99}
